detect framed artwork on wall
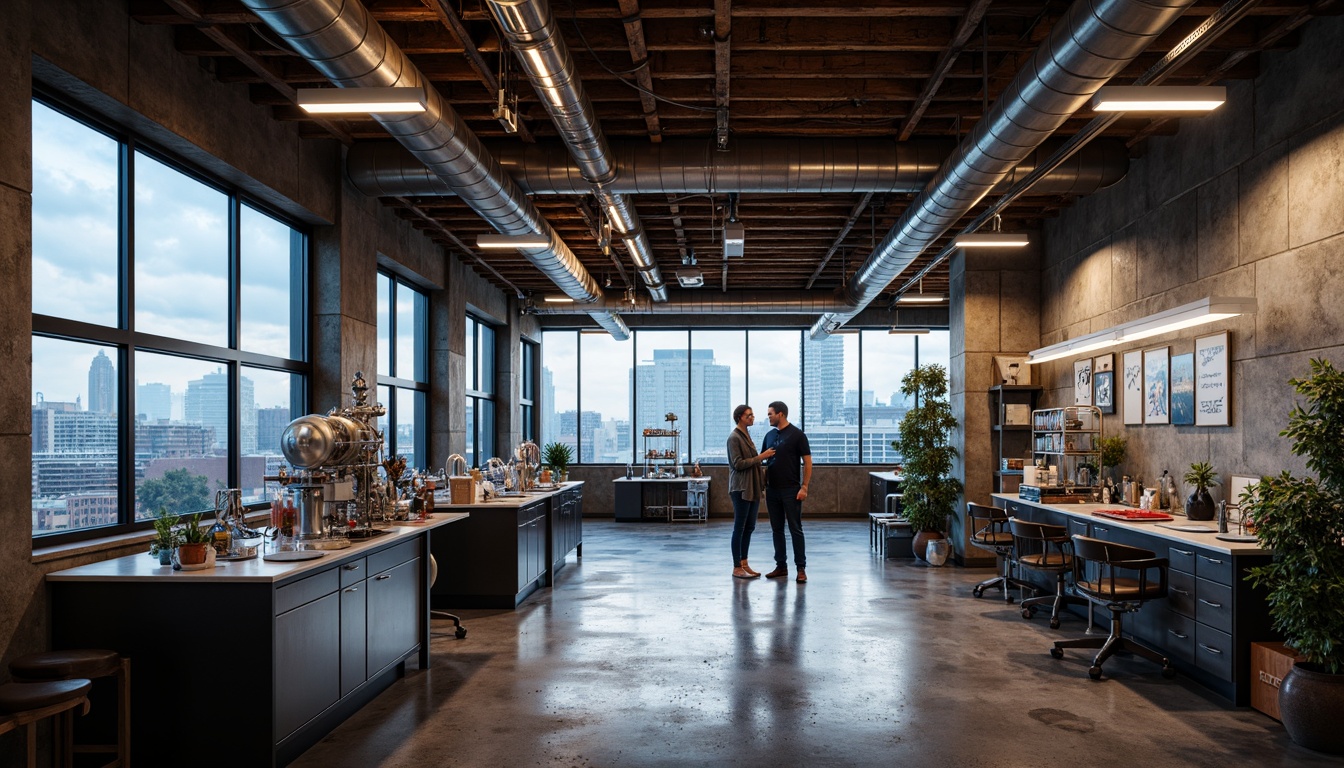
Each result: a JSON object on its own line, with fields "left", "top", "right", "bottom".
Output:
{"left": 1144, "top": 346, "right": 1170, "bottom": 424}
{"left": 1074, "top": 358, "right": 1093, "bottom": 406}
{"left": 1123, "top": 350, "right": 1144, "bottom": 424}
{"left": 1094, "top": 370, "right": 1115, "bottom": 414}
{"left": 1093, "top": 353, "right": 1114, "bottom": 374}
{"left": 1195, "top": 331, "right": 1231, "bottom": 426}
{"left": 1171, "top": 352, "right": 1195, "bottom": 425}
{"left": 993, "top": 355, "right": 1031, "bottom": 386}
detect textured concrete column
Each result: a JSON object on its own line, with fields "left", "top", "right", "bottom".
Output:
{"left": 949, "top": 244, "right": 1041, "bottom": 565}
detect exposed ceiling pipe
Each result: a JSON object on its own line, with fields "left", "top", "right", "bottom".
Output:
{"left": 236, "top": 0, "right": 629, "bottom": 339}
{"left": 485, "top": 0, "right": 668, "bottom": 303}
{"left": 811, "top": 0, "right": 1201, "bottom": 339}
{"left": 346, "top": 137, "right": 1130, "bottom": 197}
{"left": 527, "top": 291, "right": 860, "bottom": 315}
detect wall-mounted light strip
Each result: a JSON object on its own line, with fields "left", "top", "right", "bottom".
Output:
{"left": 477, "top": 233, "right": 550, "bottom": 249}
{"left": 888, "top": 328, "right": 932, "bottom": 335}
{"left": 296, "top": 87, "right": 427, "bottom": 114}
{"left": 1091, "top": 85, "right": 1226, "bottom": 113}
{"left": 952, "top": 232, "right": 1030, "bottom": 248}
{"left": 1026, "top": 296, "right": 1257, "bottom": 364}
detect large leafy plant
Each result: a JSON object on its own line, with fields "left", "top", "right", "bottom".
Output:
{"left": 891, "top": 364, "right": 963, "bottom": 534}
{"left": 1245, "top": 358, "right": 1344, "bottom": 674}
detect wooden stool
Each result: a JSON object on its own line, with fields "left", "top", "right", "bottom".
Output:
{"left": 0, "top": 679, "right": 92, "bottom": 768}
{"left": 10, "top": 650, "right": 130, "bottom": 768}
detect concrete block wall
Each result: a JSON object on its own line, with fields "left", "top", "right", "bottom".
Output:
{"left": 1036, "top": 14, "right": 1344, "bottom": 494}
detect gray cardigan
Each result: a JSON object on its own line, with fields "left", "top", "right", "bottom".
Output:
{"left": 727, "top": 427, "right": 767, "bottom": 501}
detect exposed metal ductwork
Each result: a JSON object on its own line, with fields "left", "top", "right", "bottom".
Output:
{"left": 812, "top": 0, "right": 1200, "bottom": 338}
{"left": 236, "top": 0, "right": 629, "bottom": 338}
{"left": 527, "top": 290, "right": 858, "bottom": 315}
{"left": 346, "top": 138, "right": 1129, "bottom": 197}
{"left": 485, "top": 0, "right": 668, "bottom": 302}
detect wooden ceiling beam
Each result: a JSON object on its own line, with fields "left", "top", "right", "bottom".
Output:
{"left": 898, "top": 0, "right": 994, "bottom": 141}
{"left": 616, "top": 0, "right": 666, "bottom": 142}
{"left": 424, "top": 0, "right": 535, "bottom": 142}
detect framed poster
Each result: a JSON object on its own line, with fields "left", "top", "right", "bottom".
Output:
{"left": 1074, "top": 359, "right": 1093, "bottom": 406}
{"left": 1123, "top": 350, "right": 1144, "bottom": 424}
{"left": 1195, "top": 331, "right": 1230, "bottom": 426}
{"left": 1170, "top": 352, "right": 1195, "bottom": 425}
{"left": 993, "top": 355, "right": 1031, "bottom": 386}
{"left": 1144, "top": 346, "right": 1170, "bottom": 424}
{"left": 1093, "top": 353, "right": 1114, "bottom": 374}
{"left": 1094, "top": 370, "right": 1115, "bottom": 414}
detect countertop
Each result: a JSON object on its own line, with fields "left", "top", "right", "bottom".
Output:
{"left": 870, "top": 471, "right": 903, "bottom": 482}
{"left": 46, "top": 513, "right": 468, "bottom": 584}
{"left": 439, "top": 481, "right": 584, "bottom": 510}
{"left": 992, "top": 493, "right": 1266, "bottom": 555}
{"left": 611, "top": 477, "right": 710, "bottom": 483}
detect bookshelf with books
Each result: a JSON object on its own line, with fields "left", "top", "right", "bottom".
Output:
{"left": 990, "top": 385, "right": 1041, "bottom": 494}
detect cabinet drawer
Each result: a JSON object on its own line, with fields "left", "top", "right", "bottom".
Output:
{"left": 517, "top": 503, "right": 546, "bottom": 526}
{"left": 339, "top": 557, "right": 367, "bottom": 589}
{"left": 369, "top": 537, "right": 421, "bottom": 575}
{"left": 1195, "top": 624, "right": 1235, "bottom": 681}
{"left": 1006, "top": 500, "right": 1028, "bottom": 517}
{"left": 1166, "top": 569, "right": 1196, "bottom": 618}
{"left": 1195, "top": 551, "right": 1234, "bottom": 585}
{"left": 1167, "top": 545, "right": 1197, "bottom": 575}
{"left": 1068, "top": 518, "right": 1089, "bottom": 540}
{"left": 1194, "top": 578, "right": 1234, "bottom": 634}
{"left": 276, "top": 567, "right": 340, "bottom": 615}
{"left": 1160, "top": 610, "right": 1197, "bottom": 664}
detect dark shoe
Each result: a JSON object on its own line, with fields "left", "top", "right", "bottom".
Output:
{"left": 796, "top": 570, "right": 807, "bottom": 583}
{"left": 765, "top": 567, "right": 788, "bottom": 579}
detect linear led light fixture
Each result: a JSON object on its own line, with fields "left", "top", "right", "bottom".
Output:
{"left": 477, "top": 233, "right": 550, "bottom": 249}
{"left": 1091, "top": 86, "right": 1226, "bottom": 113}
{"left": 896, "top": 293, "right": 946, "bottom": 304}
{"left": 888, "top": 328, "right": 931, "bottom": 335}
{"left": 1026, "top": 296, "right": 1257, "bottom": 363}
{"left": 952, "top": 232, "right": 1030, "bottom": 248}
{"left": 542, "top": 295, "right": 575, "bottom": 304}
{"left": 296, "top": 87, "right": 427, "bottom": 114}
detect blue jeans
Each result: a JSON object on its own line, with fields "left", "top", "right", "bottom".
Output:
{"left": 730, "top": 491, "right": 758, "bottom": 566}
{"left": 766, "top": 486, "right": 806, "bottom": 569}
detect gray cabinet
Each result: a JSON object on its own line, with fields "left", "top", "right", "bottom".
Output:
{"left": 276, "top": 590, "right": 341, "bottom": 739}
{"left": 551, "top": 485, "right": 584, "bottom": 573}
{"left": 435, "top": 498, "right": 550, "bottom": 609}
{"left": 340, "top": 580, "right": 366, "bottom": 697}
{"left": 367, "top": 557, "right": 421, "bottom": 674}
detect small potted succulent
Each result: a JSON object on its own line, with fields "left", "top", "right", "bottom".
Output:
{"left": 175, "top": 512, "right": 211, "bottom": 566}
{"left": 1182, "top": 461, "right": 1220, "bottom": 521}
{"left": 542, "top": 441, "right": 574, "bottom": 483}
{"left": 149, "top": 508, "right": 181, "bottom": 566}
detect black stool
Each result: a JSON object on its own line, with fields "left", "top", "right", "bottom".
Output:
{"left": 967, "top": 503, "right": 1036, "bottom": 602}
{"left": 10, "top": 649, "right": 129, "bottom": 767}
{"left": 1010, "top": 518, "right": 1089, "bottom": 629}
{"left": 0, "top": 678, "right": 92, "bottom": 768}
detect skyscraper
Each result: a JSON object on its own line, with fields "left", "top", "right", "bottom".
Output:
{"left": 185, "top": 370, "right": 256, "bottom": 452}
{"left": 136, "top": 382, "right": 172, "bottom": 422}
{"left": 87, "top": 350, "right": 115, "bottom": 414}
{"left": 802, "top": 335, "right": 845, "bottom": 428}
{"left": 635, "top": 349, "right": 731, "bottom": 462}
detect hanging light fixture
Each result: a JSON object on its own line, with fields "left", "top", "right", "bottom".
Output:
{"left": 952, "top": 214, "right": 1029, "bottom": 248}
{"left": 296, "top": 87, "right": 427, "bottom": 114}
{"left": 477, "top": 233, "right": 550, "bottom": 249}
{"left": 895, "top": 279, "right": 946, "bottom": 304}
{"left": 1091, "top": 85, "right": 1227, "bottom": 112}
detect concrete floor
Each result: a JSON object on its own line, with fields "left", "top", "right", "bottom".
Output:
{"left": 292, "top": 520, "right": 1338, "bottom": 767}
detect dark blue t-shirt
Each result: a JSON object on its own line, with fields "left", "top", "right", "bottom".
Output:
{"left": 762, "top": 424, "right": 810, "bottom": 489}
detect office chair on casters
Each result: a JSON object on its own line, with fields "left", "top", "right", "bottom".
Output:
{"left": 967, "top": 503, "right": 1036, "bottom": 602}
{"left": 1050, "top": 535, "right": 1174, "bottom": 680}
{"left": 1010, "top": 518, "right": 1089, "bottom": 629}
{"left": 428, "top": 554, "right": 468, "bottom": 639}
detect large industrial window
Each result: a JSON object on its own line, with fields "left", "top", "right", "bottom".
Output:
{"left": 376, "top": 272, "right": 428, "bottom": 471}
{"left": 465, "top": 315, "right": 496, "bottom": 468}
{"left": 539, "top": 328, "right": 948, "bottom": 465}
{"left": 31, "top": 98, "right": 308, "bottom": 541}
{"left": 520, "top": 339, "right": 538, "bottom": 443}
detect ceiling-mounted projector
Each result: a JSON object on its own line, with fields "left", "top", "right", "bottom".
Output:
{"left": 677, "top": 268, "right": 704, "bottom": 288}
{"left": 723, "top": 221, "right": 745, "bottom": 257}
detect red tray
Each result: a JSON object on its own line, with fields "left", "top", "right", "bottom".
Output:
{"left": 1092, "top": 509, "right": 1174, "bottom": 522}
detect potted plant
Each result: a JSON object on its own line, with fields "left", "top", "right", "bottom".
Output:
{"left": 149, "top": 507, "right": 181, "bottom": 566}
{"left": 1097, "top": 435, "right": 1127, "bottom": 502}
{"left": 542, "top": 442, "right": 574, "bottom": 483}
{"left": 891, "top": 364, "right": 963, "bottom": 562}
{"left": 175, "top": 512, "right": 211, "bottom": 566}
{"left": 1182, "top": 462, "right": 1220, "bottom": 521}
{"left": 1244, "top": 358, "right": 1344, "bottom": 754}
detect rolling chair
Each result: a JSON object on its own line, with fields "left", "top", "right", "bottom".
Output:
{"left": 967, "top": 503, "right": 1036, "bottom": 602}
{"left": 1050, "top": 535, "right": 1175, "bottom": 680}
{"left": 1010, "top": 518, "right": 1088, "bottom": 629}
{"left": 428, "top": 554, "right": 468, "bottom": 639}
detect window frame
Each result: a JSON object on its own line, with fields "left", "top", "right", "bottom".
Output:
{"left": 465, "top": 315, "right": 497, "bottom": 468}
{"left": 375, "top": 271, "right": 429, "bottom": 470}
{"left": 31, "top": 95, "right": 310, "bottom": 545}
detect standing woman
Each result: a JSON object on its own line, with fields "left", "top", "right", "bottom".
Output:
{"left": 728, "top": 404, "right": 776, "bottom": 579}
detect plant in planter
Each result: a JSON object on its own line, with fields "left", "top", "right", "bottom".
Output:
{"left": 891, "top": 364, "right": 962, "bottom": 562}
{"left": 1097, "top": 436, "right": 1127, "bottom": 503}
{"left": 1182, "top": 462, "right": 1220, "bottom": 521}
{"left": 542, "top": 442, "right": 574, "bottom": 483}
{"left": 149, "top": 508, "right": 181, "bottom": 565}
{"left": 175, "top": 512, "right": 211, "bottom": 566}
{"left": 1244, "top": 358, "right": 1344, "bottom": 754}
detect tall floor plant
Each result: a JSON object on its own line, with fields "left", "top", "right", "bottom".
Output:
{"left": 892, "top": 364, "right": 963, "bottom": 537}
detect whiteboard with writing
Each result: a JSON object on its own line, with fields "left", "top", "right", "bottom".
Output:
{"left": 1195, "top": 331, "right": 1230, "bottom": 426}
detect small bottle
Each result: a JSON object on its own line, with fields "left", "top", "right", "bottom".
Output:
{"left": 209, "top": 507, "right": 232, "bottom": 556}
{"left": 1165, "top": 472, "right": 1180, "bottom": 513}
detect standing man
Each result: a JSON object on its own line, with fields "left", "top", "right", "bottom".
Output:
{"left": 761, "top": 401, "right": 811, "bottom": 583}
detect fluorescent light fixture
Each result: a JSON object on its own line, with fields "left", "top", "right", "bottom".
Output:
{"left": 888, "top": 328, "right": 931, "bottom": 335}
{"left": 297, "top": 87, "right": 427, "bottom": 114}
{"left": 676, "top": 269, "right": 704, "bottom": 288}
{"left": 1091, "top": 86, "right": 1226, "bottom": 113}
{"left": 952, "top": 232, "right": 1030, "bottom": 248}
{"left": 542, "top": 295, "right": 575, "bottom": 304}
{"left": 477, "top": 233, "right": 550, "bottom": 249}
{"left": 1027, "top": 296, "right": 1256, "bottom": 363}
{"left": 897, "top": 293, "right": 946, "bottom": 304}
